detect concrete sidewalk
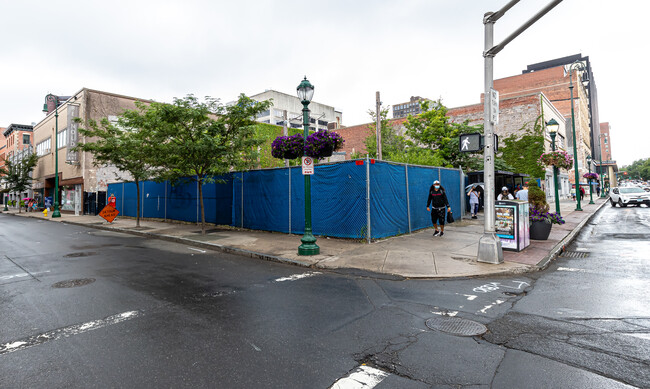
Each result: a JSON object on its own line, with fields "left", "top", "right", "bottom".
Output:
{"left": 1, "top": 197, "right": 607, "bottom": 278}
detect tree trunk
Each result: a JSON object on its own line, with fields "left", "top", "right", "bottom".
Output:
{"left": 198, "top": 178, "right": 206, "bottom": 235}
{"left": 135, "top": 178, "right": 141, "bottom": 228}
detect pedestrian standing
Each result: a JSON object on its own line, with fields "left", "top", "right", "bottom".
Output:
{"left": 427, "top": 180, "right": 451, "bottom": 237}
{"left": 579, "top": 186, "right": 585, "bottom": 200}
{"left": 467, "top": 184, "right": 480, "bottom": 219}
{"left": 497, "top": 187, "right": 514, "bottom": 201}
{"left": 596, "top": 184, "right": 601, "bottom": 197}
{"left": 516, "top": 183, "right": 529, "bottom": 201}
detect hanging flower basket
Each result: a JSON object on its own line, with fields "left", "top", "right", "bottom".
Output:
{"left": 271, "top": 134, "right": 304, "bottom": 160}
{"left": 583, "top": 172, "right": 599, "bottom": 180}
{"left": 538, "top": 150, "right": 573, "bottom": 170}
{"left": 304, "top": 130, "right": 344, "bottom": 159}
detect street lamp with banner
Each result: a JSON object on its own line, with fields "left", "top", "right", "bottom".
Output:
{"left": 568, "top": 60, "right": 585, "bottom": 211}
{"left": 546, "top": 118, "right": 561, "bottom": 215}
{"left": 297, "top": 77, "right": 319, "bottom": 256}
{"left": 586, "top": 154, "right": 595, "bottom": 204}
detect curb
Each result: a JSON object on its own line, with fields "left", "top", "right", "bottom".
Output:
{"left": 4, "top": 212, "right": 314, "bottom": 270}
{"left": 534, "top": 199, "right": 609, "bottom": 270}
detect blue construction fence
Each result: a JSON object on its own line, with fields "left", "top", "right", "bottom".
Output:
{"left": 107, "top": 159, "right": 464, "bottom": 241}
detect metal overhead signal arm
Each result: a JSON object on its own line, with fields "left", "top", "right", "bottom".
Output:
{"left": 478, "top": 0, "right": 564, "bottom": 264}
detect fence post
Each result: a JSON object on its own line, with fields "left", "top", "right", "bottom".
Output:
{"left": 405, "top": 164, "right": 411, "bottom": 234}
{"left": 142, "top": 181, "right": 145, "bottom": 219}
{"left": 196, "top": 181, "right": 199, "bottom": 225}
{"left": 366, "top": 155, "right": 371, "bottom": 243}
{"left": 241, "top": 172, "right": 244, "bottom": 228}
{"left": 459, "top": 168, "right": 465, "bottom": 220}
{"left": 288, "top": 166, "right": 292, "bottom": 234}
{"left": 121, "top": 183, "right": 124, "bottom": 215}
{"left": 164, "top": 181, "right": 167, "bottom": 221}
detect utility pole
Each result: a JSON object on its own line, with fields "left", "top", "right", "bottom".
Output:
{"left": 477, "top": 0, "right": 563, "bottom": 264}
{"left": 283, "top": 110, "right": 289, "bottom": 167}
{"left": 376, "top": 91, "right": 382, "bottom": 160}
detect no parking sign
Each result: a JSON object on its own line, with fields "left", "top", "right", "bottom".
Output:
{"left": 302, "top": 156, "right": 314, "bottom": 175}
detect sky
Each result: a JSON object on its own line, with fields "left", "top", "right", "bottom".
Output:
{"left": 1, "top": 0, "right": 647, "bottom": 166}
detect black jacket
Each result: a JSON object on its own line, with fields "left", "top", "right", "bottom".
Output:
{"left": 427, "top": 186, "right": 449, "bottom": 208}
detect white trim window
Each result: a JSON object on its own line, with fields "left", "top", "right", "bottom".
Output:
{"left": 57, "top": 129, "right": 68, "bottom": 149}
{"left": 36, "top": 138, "right": 52, "bottom": 156}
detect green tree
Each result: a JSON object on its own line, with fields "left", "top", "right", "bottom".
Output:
{"left": 0, "top": 153, "right": 38, "bottom": 213}
{"left": 147, "top": 94, "right": 270, "bottom": 234}
{"left": 364, "top": 107, "right": 409, "bottom": 158}
{"left": 75, "top": 112, "right": 159, "bottom": 227}
{"left": 499, "top": 116, "right": 546, "bottom": 179}
{"left": 621, "top": 158, "right": 650, "bottom": 181}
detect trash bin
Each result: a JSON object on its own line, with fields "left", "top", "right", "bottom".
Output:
{"left": 495, "top": 200, "right": 530, "bottom": 252}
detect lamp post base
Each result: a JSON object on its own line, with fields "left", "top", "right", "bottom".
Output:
{"left": 477, "top": 233, "right": 503, "bottom": 264}
{"left": 52, "top": 202, "right": 61, "bottom": 218}
{"left": 298, "top": 233, "right": 319, "bottom": 256}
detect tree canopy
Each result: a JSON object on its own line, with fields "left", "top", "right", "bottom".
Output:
{"left": 621, "top": 158, "right": 650, "bottom": 181}
{"left": 0, "top": 152, "right": 38, "bottom": 213}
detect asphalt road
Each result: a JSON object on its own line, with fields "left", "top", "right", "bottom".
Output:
{"left": 0, "top": 204, "right": 648, "bottom": 388}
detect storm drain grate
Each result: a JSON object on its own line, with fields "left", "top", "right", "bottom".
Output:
{"left": 52, "top": 278, "right": 96, "bottom": 288}
{"left": 425, "top": 317, "right": 487, "bottom": 337}
{"left": 561, "top": 251, "right": 590, "bottom": 258}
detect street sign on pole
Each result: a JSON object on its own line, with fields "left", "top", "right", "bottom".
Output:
{"left": 302, "top": 156, "right": 314, "bottom": 175}
{"left": 459, "top": 133, "right": 482, "bottom": 153}
{"left": 490, "top": 88, "right": 499, "bottom": 124}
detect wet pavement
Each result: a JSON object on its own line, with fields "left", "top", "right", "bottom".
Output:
{"left": 0, "top": 203, "right": 648, "bottom": 388}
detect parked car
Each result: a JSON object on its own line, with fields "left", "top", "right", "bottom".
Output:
{"left": 610, "top": 186, "right": 650, "bottom": 207}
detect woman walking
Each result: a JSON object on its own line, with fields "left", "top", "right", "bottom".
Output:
{"left": 467, "top": 184, "right": 480, "bottom": 219}
{"left": 427, "top": 180, "right": 451, "bottom": 237}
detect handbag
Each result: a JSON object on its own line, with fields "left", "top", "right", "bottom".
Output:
{"left": 446, "top": 210, "right": 454, "bottom": 223}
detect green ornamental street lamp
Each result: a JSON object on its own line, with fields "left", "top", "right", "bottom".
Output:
{"left": 586, "top": 154, "right": 595, "bottom": 204}
{"left": 43, "top": 94, "right": 61, "bottom": 218}
{"left": 568, "top": 60, "right": 585, "bottom": 211}
{"left": 598, "top": 134, "right": 606, "bottom": 198}
{"left": 297, "top": 76, "right": 319, "bottom": 256}
{"left": 546, "top": 118, "right": 561, "bottom": 216}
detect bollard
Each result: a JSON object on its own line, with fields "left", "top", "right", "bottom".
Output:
{"left": 43, "top": 208, "right": 48, "bottom": 217}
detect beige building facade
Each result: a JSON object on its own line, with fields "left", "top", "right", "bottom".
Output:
{"left": 32, "top": 88, "right": 149, "bottom": 214}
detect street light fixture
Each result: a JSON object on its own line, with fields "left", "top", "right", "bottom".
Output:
{"left": 297, "top": 76, "right": 319, "bottom": 256}
{"left": 43, "top": 94, "right": 61, "bottom": 218}
{"left": 546, "top": 118, "right": 561, "bottom": 215}
{"left": 586, "top": 154, "right": 595, "bottom": 204}
{"left": 568, "top": 60, "right": 585, "bottom": 211}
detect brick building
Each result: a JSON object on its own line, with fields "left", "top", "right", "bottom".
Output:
{"left": 2, "top": 124, "right": 35, "bottom": 204}
{"left": 0, "top": 128, "right": 5, "bottom": 205}
{"left": 448, "top": 92, "right": 571, "bottom": 199}
{"left": 32, "top": 88, "right": 151, "bottom": 215}
{"left": 333, "top": 118, "right": 407, "bottom": 159}
{"left": 596, "top": 122, "right": 617, "bottom": 188}
{"left": 489, "top": 54, "right": 598, "bottom": 184}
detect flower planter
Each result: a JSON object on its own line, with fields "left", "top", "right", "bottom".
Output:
{"left": 529, "top": 220, "right": 552, "bottom": 240}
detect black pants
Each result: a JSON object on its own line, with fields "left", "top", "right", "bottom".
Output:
{"left": 431, "top": 207, "right": 446, "bottom": 226}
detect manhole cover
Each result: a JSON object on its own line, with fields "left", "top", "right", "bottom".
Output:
{"left": 64, "top": 252, "right": 96, "bottom": 258}
{"left": 425, "top": 317, "right": 487, "bottom": 336}
{"left": 561, "top": 251, "right": 590, "bottom": 258}
{"left": 52, "top": 278, "right": 96, "bottom": 288}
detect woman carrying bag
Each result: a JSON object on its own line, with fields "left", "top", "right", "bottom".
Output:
{"left": 427, "top": 180, "right": 451, "bottom": 237}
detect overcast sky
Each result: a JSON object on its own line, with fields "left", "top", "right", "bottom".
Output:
{"left": 1, "top": 0, "right": 646, "bottom": 166}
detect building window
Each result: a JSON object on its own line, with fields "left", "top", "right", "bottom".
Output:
{"left": 257, "top": 110, "right": 270, "bottom": 118}
{"left": 57, "top": 129, "right": 68, "bottom": 148}
{"left": 275, "top": 120, "right": 285, "bottom": 126}
{"left": 23, "top": 134, "right": 30, "bottom": 145}
{"left": 318, "top": 120, "right": 328, "bottom": 126}
{"left": 309, "top": 118, "right": 316, "bottom": 124}
{"left": 290, "top": 123, "right": 301, "bottom": 129}
{"left": 37, "top": 138, "right": 52, "bottom": 156}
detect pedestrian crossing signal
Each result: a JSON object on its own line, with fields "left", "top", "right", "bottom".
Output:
{"left": 459, "top": 133, "right": 482, "bottom": 153}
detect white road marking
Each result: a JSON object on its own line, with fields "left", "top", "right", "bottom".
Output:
{"left": 330, "top": 365, "right": 389, "bottom": 389}
{"left": 457, "top": 293, "right": 477, "bottom": 300}
{"left": 557, "top": 267, "right": 584, "bottom": 272}
{"left": 274, "top": 272, "right": 321, "bottom": 282}
{"left": 188, "top": 248, "right": 206, "bottom": 253}
{"left": 431, "top": 310, "right": 458, "bottom": 317}
{"left": 249, "top": 342, "right": 261, "bottom": 352}
{"left": 478, "top": 299, "right": 506, "bottom": 314}
{"left": 0, "top": 310, "right": 141, "bottom": 355}
{"left": 0, "top": 271, "right": 50, "bottom": 281}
